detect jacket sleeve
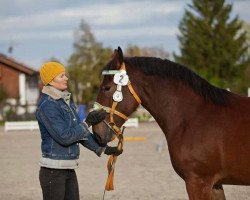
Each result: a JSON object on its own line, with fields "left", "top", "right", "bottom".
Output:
{"left": 37, "top": 101, "right": 89, "bottom": 146}
{"left": 79, "top": 124, "right": 105, "bottom": 156}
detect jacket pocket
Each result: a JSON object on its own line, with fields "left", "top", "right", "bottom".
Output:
{"left": 61, "top": 105, "right": 72, "bottom": 126}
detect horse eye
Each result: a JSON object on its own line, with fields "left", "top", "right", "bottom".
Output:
{"left": 102, "top": 86, "right": 111, "bottom": 92}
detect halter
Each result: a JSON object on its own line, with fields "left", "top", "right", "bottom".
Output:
{"left": 93, "top": 62, "right": 141, "bottom": 192}
{"left": 93, "top": 62, "right": 141, "bottom": 123}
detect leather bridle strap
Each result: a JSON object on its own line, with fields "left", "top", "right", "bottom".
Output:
{"left": 127, "top": 81, "right": 142, "bottom": 104}
{"left": 93, "top": 102, "right": 128, "bottom": 121}
{"left": 110, "top": 101, "right": 118, "bottom": 123}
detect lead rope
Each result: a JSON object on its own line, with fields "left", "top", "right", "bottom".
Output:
{"left": 102, "top": 126, "right": 125, "bottom": 200}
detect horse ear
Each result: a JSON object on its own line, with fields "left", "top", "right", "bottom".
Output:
{"left": 117, "top": 46, "right": 124, "bottom": 62}
{"left": 111, "top": 46, "right": 124, "bottom": 69}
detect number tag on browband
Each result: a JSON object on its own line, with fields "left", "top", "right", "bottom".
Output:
{"left": 114, "top": 72, "right": 128, "bottom": 86}
{"left": 113, "top": 90, "right": 123, "bottom": 102}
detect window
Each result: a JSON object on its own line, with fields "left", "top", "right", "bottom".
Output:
{"left": 27, "top": 75, "right": 37, "bottom": 88}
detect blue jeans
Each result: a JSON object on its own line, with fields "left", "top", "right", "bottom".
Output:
{"left": 39, "top": 167, "right": 79, "bottom": 200}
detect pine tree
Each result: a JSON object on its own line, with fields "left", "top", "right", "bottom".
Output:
{"left": 67, "top": 20, "right": 112, "bottom": 104}
{"left": 174, "top": 0, "right": 249, "bottom": 93}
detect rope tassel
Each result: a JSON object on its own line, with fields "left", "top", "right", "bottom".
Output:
{"left": 105, "top": 155, "right": 117, "bottom": 191}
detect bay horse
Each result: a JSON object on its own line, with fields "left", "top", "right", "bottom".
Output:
{"left": 92, "top": 47, "right": 250, "bottom": 200}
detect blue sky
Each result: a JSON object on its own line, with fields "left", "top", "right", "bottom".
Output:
{"left": 1, "top": 0, "right": 249, "bottom": 70}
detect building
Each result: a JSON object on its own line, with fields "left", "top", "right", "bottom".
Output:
{"left": 0, "top": 54, "right": 40, "bottom": 119}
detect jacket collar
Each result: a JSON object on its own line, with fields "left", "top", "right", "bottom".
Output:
{"left": 42, "top": 86, "right": 70, "bottom": 100}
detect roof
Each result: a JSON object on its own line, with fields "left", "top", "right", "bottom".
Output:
{"left": 0, "top": 53, "right": 38, "bottom": 75}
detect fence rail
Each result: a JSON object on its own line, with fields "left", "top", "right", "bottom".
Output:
{"left": 4, "top": 118, "right": 139, "bottom": 132}
{"left": 4, "top": 121, "right": 39, "bottom": 132}
{"left": 123, "top": 118, "right": 139, "bottom": 128}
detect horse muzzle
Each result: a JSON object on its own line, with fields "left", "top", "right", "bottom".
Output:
{"left": 92, "top": 121, "right": 116, "bottom": 145}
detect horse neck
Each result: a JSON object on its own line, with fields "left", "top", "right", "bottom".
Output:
{"left": 133, "top": 74, "right": 206, "bottom": 137}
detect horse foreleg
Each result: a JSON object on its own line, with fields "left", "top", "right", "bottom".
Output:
{"left": 211, "top": 185, "right": 226, "bottom": 200}
{"left": 185, "top": 179, "right": 212, "bottom": 200}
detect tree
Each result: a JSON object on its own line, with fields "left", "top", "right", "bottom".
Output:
{"left": 242, "top": 22, "right": 250, "bottom": 91}
{"left": 242, "top": 22, "right": 250, "bottom": 56}
{"left": 174, "top": 0, "right": 249, "bottom": 93}
{"left": 67, "top": 20, "right": 112, "bottom": 105}
{"left": 125, "top": 44, "right": 170, "bottom": 58}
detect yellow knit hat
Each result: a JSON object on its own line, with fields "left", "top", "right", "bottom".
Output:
{"left": 40, "top": 62, "right": 65, "bottom": 85}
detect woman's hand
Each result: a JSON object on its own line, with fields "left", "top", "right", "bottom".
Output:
{"left": 85, "top": 110, "right": 107, "bottom": 126}
{"left": 104, "top": 146, "right": 123, "bottom": 156}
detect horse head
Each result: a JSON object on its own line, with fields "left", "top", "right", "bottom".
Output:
{"left": 92, "top": 47, "right": 141, "bottom": 145}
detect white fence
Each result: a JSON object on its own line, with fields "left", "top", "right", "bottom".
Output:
{"left": 4, "top": 121, "right": 39, "bottom": 132}
{"left": 4, "top": 118, "right": 139, "bottom": 132}
{"left": 123, "top": 118, "right": 139, "bottom": 128}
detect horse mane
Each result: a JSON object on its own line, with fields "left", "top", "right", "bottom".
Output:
{"left": 124, "top": 57, "right": 230, "bottom": 106}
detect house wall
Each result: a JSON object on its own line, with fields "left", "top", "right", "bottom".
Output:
{"left": 0, "top": 63, "right": 19, "bottom": 98}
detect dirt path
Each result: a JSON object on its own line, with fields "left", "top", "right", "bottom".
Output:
{"left": 0, "top": 122, "right": 250, "bottom": 200}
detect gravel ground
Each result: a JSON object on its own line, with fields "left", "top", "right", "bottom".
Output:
{"left": 0, "top": 122, "right": 250, "bottom": 200}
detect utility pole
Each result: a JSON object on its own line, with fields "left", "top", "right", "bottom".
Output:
{"left": 7, "top": 38, "right": 19, "bottom": 55}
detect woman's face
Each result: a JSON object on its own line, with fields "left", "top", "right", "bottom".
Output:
{"left": 50, "top": 72, "right": 68, "bottom": 91}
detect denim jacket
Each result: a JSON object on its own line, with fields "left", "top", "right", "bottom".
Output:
{"left": 36, "top": 86, "right": 104, "bottom": 164}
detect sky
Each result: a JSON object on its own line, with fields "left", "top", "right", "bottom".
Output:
{"left": 1, "top": 0, "right": 250, "bottom": 70}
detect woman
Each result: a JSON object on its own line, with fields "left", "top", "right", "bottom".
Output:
{"left": 36, "top": 61, "right": 121, "bottom": 200}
